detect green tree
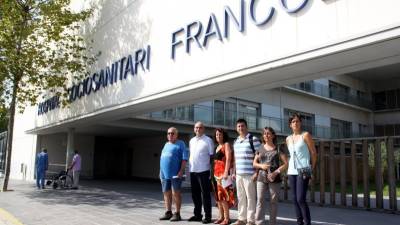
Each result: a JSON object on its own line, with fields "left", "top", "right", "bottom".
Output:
{"left": 0, "top": 0, "right": 95, "bottom": 191}
{"left": 0, "top": 105, "right": 7, "bottom": 132}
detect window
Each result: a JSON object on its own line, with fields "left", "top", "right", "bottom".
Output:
{"left": 329, "top": 81, "right": 350, "bottom": 102}
{"left": 395, "top": 124, "right": 400, "bottom": 136}
{"left": 331, "top": 118, "right": 352, "bottom": 139}
{"left": 176, "top": 105, "right": 194, "bottom": 121}
{"left": 162, "top": 109, "right": 174, "bottom": 119}
{"left": 375, "top": 124, "right": 400, "bottom": 136}
{"left": 397, "top": 89, "right": 400, "bottom": 108}
{"left": 387, "top": 90, "right": 397, "bottom": 109}
{"left": 385, "top": 124, "right": 395, "bottom": 136}
{"left": 239, "top": 104, "right": 258, "bottom": 130}
{"left": 284, "top": 109, "right": 315, "bottom": 135}
{"left": 299, "top": 81, "right": 313, "bottom": 92}
{"left": 358, "top": 124, "right": 370, "bottom": 137}
{"left": 374, "top": 91, "right": 387, "bottom": 110}
{"left": 214, "top": 100, "right": 237, "bottom": 127}
{"left": 373, "top": 88, "right": 400, "bottom": 110}
{"left": 213, "top": 99, "right": 259, "bottom": 129}
{"left": 214, "top": 100, "right": 225, "bottom": 126}
{"left": 374, "top": 125, "right": 385, "bottom": 137}
{"left": 194, "top": 102, "right": 212, "bottom": 124}
{"left": 225, "top": 102, "right": 237, "bottom": 128}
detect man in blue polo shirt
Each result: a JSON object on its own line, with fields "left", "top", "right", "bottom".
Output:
{"left": 232, "top": 119, "right": 261, "bottom": 225}
{"left": 159, "top": 127, "right": 189, "bottom": 222}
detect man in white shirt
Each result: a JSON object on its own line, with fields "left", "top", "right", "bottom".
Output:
{"left": 188, "top": 121, "right": 214, "bottom": 224}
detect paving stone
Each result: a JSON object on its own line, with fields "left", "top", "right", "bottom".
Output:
{"left": 0, "top": 179, "right": 399, "bottom": 225}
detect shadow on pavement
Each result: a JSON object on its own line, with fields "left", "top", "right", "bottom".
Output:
{"left": 20, "top": 179, "right": 169, "bottom": 210}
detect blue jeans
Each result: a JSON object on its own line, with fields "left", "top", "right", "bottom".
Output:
{"left": 36, "top": 170, "right": 45, "bottom": 188}
{"left": 289, "top": 175, "right": 311, "bottom": 225}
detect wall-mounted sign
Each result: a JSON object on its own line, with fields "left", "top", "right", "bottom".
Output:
{"left": 171, "top": 0, "right": 310, "bottom": 59}
{"left": 37, "top": 46, "right": 151, "bottom": 115}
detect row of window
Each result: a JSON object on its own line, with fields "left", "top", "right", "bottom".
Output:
{"left": 296, "top": 80, "right": 400, "bottom": 112}
{"left": 375, "top": 124, "right": 400, "bottom": 136}
{"left": 375, "top": 124, "right": 400, "bottom": 146}
{"left": 283, "top": 109, "right": 365, "bottom": 139}
{"left": 292, "top": 80, "right": 371, "bottom": 109}
{"left": 149, "top": 98, "right": 369, "bottom": 139}
{"left": 157, "top": 99, "right": 259, "bottom": 129}
{"left": 374, "top": 88, "right": 400, "bottom": 111}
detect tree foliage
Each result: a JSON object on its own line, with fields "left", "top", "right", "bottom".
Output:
{"left": 0, "top": 0, "right": 95, "bottom": 108}
{"left": 0, "top": 105, "right": 7, "bottom": 132}
{"left": 0, "top": 0, "right": 95, "bottom": 191}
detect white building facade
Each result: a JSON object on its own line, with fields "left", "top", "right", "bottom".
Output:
{"left": 8, "top": 0, "right": 400, "bottom": 180}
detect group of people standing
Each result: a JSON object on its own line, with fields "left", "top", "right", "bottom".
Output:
{"left": 159, "top": 113, "right": 317, "bottom": 225}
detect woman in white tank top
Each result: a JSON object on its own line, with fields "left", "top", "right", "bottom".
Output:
{"left": 286, "top": 113, "right": 317, "bottom": 225}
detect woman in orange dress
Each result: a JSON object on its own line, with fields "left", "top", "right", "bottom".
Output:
{"left": 213, "top": 128, "right": 235, "bottom": 225}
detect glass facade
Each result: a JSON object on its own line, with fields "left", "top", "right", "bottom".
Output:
{"left": 144, "top": 103, "right": 374, "bottom": 139}
{"left": 144, "top": 78, "right": 382, "bottom": 139}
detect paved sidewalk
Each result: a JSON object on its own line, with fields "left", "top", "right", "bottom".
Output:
{"left": 0, "top": 179, "right": 399, "bottom": 225}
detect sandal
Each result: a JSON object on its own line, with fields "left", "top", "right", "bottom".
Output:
{"left": 214, "top": 218, "right": 224, "bottom": 224}
{"left": 220, "top": 218, "right": 230, "bottom": 225}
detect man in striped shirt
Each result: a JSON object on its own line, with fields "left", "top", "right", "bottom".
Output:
{"left": 232, "top": 119, "right": 261, "bottom": 225}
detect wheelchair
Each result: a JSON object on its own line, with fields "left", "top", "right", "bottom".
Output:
{"left": 47, "top": 169, "right": 73, "bottom": 189}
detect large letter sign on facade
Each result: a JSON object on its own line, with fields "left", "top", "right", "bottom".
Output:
{"left": 171, "top": 28, "right": 184, "bottom": 59}
{"left": 186, "top": 21, "right": 203, "bottom": 54}
{"left": 38, "top": 45, "right": 151, "bottom": 115}
{"left": 171, "top": 0, "right": 310, "bottom": 60}
{"left": 39, "top": 0, "right": 313, "bottom": 115}
{"left": 250, "top": 0, "right": 275, "bottom": 26}
{"left": 223, "top": 0, "right": 245, "bottom": 38}
{"left": 280, "top": 0, "right": 309, "bottom": 13}
{"left": 203, "top": 14, "right": 223, "bottom": 48}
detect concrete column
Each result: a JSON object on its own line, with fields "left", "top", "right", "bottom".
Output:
{"left": 66, "top": 128, "right": 75, "bottom": 171}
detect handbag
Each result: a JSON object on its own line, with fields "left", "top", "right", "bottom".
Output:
{"left": 296, "top": 165, "right": 312, "bottom": 180}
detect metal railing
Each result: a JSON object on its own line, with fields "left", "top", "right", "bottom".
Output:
{"left": 144, "top": 105, "right": 374, "bottom": 139}
{"left": 287, "top": 82, "right": 373, "bottom": 109}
